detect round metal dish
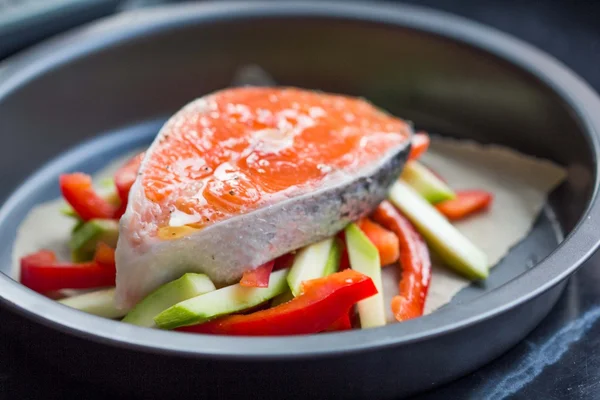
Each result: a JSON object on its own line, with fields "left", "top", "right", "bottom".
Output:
{"left": 0, "top": 2, "right": 599, "bottom": 398}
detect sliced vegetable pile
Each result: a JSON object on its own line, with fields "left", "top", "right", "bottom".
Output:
{"left": 19, "top": 132, "right": 494, "bottom": 335}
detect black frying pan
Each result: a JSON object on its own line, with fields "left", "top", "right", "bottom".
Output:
{"left": 0, "top": 2, "right": 599, "bottom": 399}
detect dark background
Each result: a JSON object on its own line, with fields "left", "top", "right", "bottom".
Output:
{"left": 1, "top": 1, "right": 599, "bottom": 399}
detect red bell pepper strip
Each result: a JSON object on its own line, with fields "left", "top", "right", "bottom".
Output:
{"left": 338, "top": 250, "right": 350, "bottom": 271}
{"left": 21, "top": 249, "right": 56, "bottom": 268}
{"left": 60, "top": 173, "right": 117, "bottom": 221}
{"left": 113, "top": 152, "right": 144, "bottom": 218}
{"left": 177, "top": 269, "right": 377, "bottom": 336}
{"left": 114, "top": 152, "right": 143, "bottom": 202}
{"left": 435, "top": 190, "right": 493, "bottom": 221}
{"left": 20, "top": 249, "right": 116, "bottom": 293}
{"left": 240, "top": 260, "right": 275, "bottom": 288}
{"left": 336, "top": 232, "right": 350, "bottom": 271}
{"left": 273, "top": 252, "right": 296, "bottom": 271}
{"left": 408, "top": 132, "right": 430, "bottom": 161}
{"left": 19, "top": 251, "right": 62, "bottom": 299}
{"left": 113, "top": 203, "right": 127, "bottom": 220}
{"left": 324, "top": 313, "right": 352, "bottom": 332}
{"left": 357, "top": 218, "right": 400, "bottom": 266}
{"left": 372, "top": 201, "right": 431, "bottom": 321}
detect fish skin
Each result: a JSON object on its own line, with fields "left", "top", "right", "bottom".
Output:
{"left": 114, "top": 94, "right": 412, "bottom": 311}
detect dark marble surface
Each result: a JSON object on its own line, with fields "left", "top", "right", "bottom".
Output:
{"left": 1, "top": 1, "right": 600, "bottom": 399}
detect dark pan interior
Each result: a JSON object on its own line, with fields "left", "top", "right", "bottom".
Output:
{"left": 0, "top": 12, "right": 593, "bottom": 299}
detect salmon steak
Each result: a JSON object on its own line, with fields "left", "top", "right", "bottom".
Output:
{"left": 115, "top": 87, "right": 412, "bottom": 310}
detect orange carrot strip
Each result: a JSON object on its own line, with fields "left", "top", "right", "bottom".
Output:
{"left": 357, "top": 218, "right": 400, "bottom": 266}
{"left": 435, "top": 190, "right": 493, "bottom": 221}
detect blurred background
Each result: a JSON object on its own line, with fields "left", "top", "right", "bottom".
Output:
{"left": 0, "top": 1, "right": 599, "bottom": 399}
{"left": 1, "top": 0, "right": 598, "bottom": 87}
{"left": 1, "top": 0, "right": 598, "bottom": 96}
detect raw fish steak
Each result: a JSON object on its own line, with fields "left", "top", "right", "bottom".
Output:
{"left": 115, "top": 87, "right": 412, "bottom": 309}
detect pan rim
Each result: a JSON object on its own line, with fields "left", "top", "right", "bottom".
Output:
{"left": 0, "top": 1, "right": 599, "bottom": 360}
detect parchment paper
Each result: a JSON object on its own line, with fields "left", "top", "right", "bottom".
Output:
{"left": 382, "top": 138, "right": 566, "bottom": 320}
{"left": 12, "top": 140, "right": 566, "bottom": 321}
